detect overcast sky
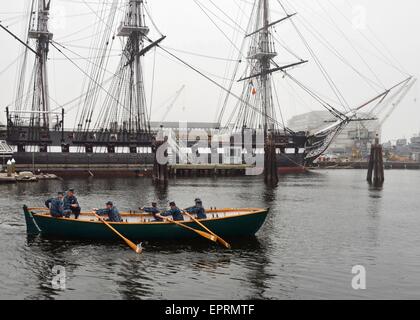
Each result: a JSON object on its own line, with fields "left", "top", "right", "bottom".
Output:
{"left": 0, "top": 0, "right": 419, "bottom": 142}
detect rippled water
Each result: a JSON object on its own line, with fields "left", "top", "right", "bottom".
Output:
{"left": 0, "top": 170, "right": 419, "bottom": 300}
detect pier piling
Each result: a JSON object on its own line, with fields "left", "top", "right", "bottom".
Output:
{"left": 367, "top": 136, "right": 384, "bottom": 186}
{"left": 264, "top": 133, "right": 279, "bottom": 184}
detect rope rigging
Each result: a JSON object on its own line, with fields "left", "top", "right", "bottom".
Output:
{"left": 2, "top": 0, "right": 414, "bottom": 161}
{"left": 153, "top": 41, "right": 291, "bottom": 133}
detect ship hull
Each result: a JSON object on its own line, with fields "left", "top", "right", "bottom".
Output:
{"left": 11, "top": 151, "right": 306, "bottom": 174}
{"left": 3, "top": 128, "right": 309, "bottom": 173}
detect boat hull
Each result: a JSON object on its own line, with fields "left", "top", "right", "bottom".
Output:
{"left": 26, "top": 208, "right": 269, "bottom": 241}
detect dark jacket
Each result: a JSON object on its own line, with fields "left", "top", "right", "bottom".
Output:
{"left": 186, "top": 205, "right": 207, "bottom": 219}
{"left": 143, "top": 207, "right": 163, "bottom": 222}
{"left": 64, "top": 195, "right": 80, "bottom": 211}
{"left": 161, "top": 206, "right": 184, "bottom": 221}
{"left": 96, "top": 207, "right": 122, "bottom": 222}
{"left": 50, "top": 198, "right": 64, "bottom": 217}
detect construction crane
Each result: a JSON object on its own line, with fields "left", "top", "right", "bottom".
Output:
{"left": 159, "top": 85, "right": 186, "bottom": 124}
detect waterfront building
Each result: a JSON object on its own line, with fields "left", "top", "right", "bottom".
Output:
{"left": 0, "top": 140, "right": 13, "bottom": 167}
{"left": 409, "top": 134, "right": 420, "bottom": 161}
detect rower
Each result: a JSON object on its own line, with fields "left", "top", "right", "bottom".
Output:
{"left": 49, "top": 192, "right": 66, "bottom": 218}
{"left": 141, "top": 202, "right": 163, "bottom": 222}
{"left": 94, "top": 201, "right": 122, "bottom": 222}
{"left": 156, "top": 201, "right": 184, "bottom": 221}
{"left": 64, "top": 188, "right": 81, "bottom": 219}
{"left": 185, "top": 198, "right": 207, "bottom": 219}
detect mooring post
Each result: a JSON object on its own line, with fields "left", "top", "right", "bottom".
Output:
{"left": 264, "top": 132, "right": 278, "bottom": 184}
{"left": 11, "top": 158, "right": 16, "bottom": 174}
{"left": 367, "top": 135, "right": 384, "bottom": 186}
{"left": 367, "top": 144, "right": 374, "bottom": 182}
{"left": 6, "top": 160, "right": 12, "bottom": 177}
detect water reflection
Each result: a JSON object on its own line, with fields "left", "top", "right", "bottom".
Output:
{"left": 154, "top": 182, "right": 168, "bottom": 203}
{"left": 263, "top": 183, "right": 277, "bottom": 204}
{"left": 235, "top": 237, "right": 275, "bottom": 299}
{"left": 24, "top": 238, "right": 78, "bottom": 300}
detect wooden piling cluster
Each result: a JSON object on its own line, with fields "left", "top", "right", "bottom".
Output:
{"left": 264, "top": 133, "right": 279, "bottom": 184}
{"left": 367, "top": 136, "right": 384, "bottom": 186}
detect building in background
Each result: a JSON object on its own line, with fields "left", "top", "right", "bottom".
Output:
{"left": 381, "top": 133, "right": 420, "bottom": 162}
{"left": 408, "top": 134, "right": 420, "bottom": 161}
{"left": 288, "top": 111, "right": 381, "bottom": 158}
{"left": 0, "top": 140, "right": 13, "bottom": 167}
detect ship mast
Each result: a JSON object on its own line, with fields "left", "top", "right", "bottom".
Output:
{"left": 117, "top": 0, "right": 150, "bottom": 133}
{"left": 236, "top": 0, "right": 279, "bottom": 132}
{"left": 261, "top": 0, "right": 274, "bottom": 132}
{"left": 28, "top": 0, "right": 53, "bottom": 129}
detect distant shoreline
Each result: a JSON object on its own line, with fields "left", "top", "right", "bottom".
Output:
{"left": 312, "top": 161, "right": 420, "bottom": 170}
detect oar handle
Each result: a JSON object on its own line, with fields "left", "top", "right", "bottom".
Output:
{"left": 162, "top": 217, "right": 217, "bottom": 242}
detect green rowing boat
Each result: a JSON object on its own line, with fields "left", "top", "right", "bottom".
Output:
{"left": 23, "top": 206, "right": 269, "bottom": 241}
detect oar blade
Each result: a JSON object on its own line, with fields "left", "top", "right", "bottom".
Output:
{"left": 135, "top": 245, "right": 143, "bottom": 254}
{"left": 136, "top": 242, "right": 143, "bottom": 254}
{"left": 125, "top": 239, "right": 143, "bottom": 254}
{"left": 217, "top": 238, "right": 231, "bottom": 249}
{"left": 196, "top": 230, "right": 217, "bottom": 242}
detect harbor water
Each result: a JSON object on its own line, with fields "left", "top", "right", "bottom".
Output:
{"left": 0, "top": 169, "right": 419, "bottom": 299}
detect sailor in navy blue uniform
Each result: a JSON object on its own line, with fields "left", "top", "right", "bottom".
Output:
{"left": 48, "top": 192, "right": 65, "bottom": 218}
{"left": 94, "top": 201, "right": 122, "bottom": 222}
{"left": 142, "top": 202, "right": 163, "bottom": 222}
{"left": 64, "top": 189, "right": 81, "bottom": 219}
{"left": 158, "top": 201, "right": 184, "bottom": 221}
{"left": 185, "top": 198, "right": 207, "bottom": 219}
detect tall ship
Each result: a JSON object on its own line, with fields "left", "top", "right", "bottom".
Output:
{"left": 0, "top": 0, "right": 414, "bottom": 173}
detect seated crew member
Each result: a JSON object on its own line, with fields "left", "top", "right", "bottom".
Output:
{"left": 142, "top": 202, "right": 163, "bottom": 222}
{"left": 155, "top": 201, "right": 184, "bottom": 221}
{"left": 49, "top": 192, "right": 65, "bottom": 218}
{"left": 94, "top": 201, "right": 122, "bottom": 222}
{"left": 64, "top": 188, "right": 81, "bottom": 219}
{"left": 185, "top": 198, "right": 207, "bottom": 219}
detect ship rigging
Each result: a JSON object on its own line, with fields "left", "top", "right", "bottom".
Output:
{"left": 0, "top": 0, "right": 415, "bottom": 169}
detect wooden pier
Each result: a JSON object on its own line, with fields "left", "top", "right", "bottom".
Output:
{"left": 169, "top": 164, "right": 253, "bottom": 177}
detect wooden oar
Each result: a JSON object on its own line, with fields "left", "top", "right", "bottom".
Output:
{"left": 183, "top": 211, "right": 231, "bottom": 249}
{"left": 162, "top": 217, "right": 218, "bottom": 243}
{"left": 93, "top": 212, "right": 142, "bottom": 254}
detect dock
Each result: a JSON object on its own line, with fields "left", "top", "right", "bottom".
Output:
{"left": 0, "top": 172, "right": 59, "bottom": 184}
{"left": 169, "top": 164, "right": 254, "bottom": 177}
{"left": 314, "top": 161, "right": 420, "bottom": 170}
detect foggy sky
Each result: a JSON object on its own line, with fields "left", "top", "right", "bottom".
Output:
{"left": 0, "top": 0, "right": 419, "bottom": 142}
